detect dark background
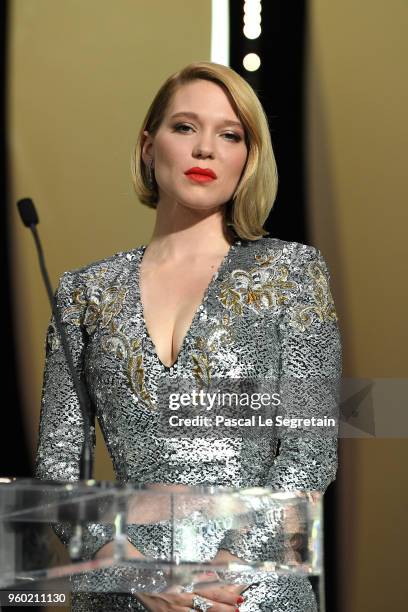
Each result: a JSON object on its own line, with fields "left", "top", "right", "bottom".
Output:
{"left": 229, "top": 2, "right": 337, "bottom": 609}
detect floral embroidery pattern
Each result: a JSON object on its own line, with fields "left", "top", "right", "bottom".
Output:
{"left": 101, "top": 321, "right": 156, "bottom": 411}
{"left": 288, "top": 260, "right": 338, "bottom": 332}
{"left": 219, "top": 249, "right": 297, "bottom": 315}
{"left": 218, "top": 247, "right": 338, "bottom": 333}
{"left": 192, "top": 343, "right": 212, "bottom": 388}
{"left": 61, "top": 268, "right": 128, "bottom": 335}
{"left": 191, "top": 314, "right": 235, "bottom": 387}
{"left": 56, "top": 268, "right": 155, "bottom": 410}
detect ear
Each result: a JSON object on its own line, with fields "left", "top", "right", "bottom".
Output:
{"left": 141, "top": 130, "right": 154, "bottom": 165}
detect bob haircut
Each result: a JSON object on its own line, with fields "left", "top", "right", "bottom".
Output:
{"left": 131, "top": 61, "right": 278, "bottom": 242}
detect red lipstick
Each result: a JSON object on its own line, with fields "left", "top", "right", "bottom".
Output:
{"left": 184, "top": 167, "right": 217, "bottom": 183}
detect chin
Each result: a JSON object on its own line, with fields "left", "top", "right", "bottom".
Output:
{"left": 177, "top": 197, "right": 222, "bottom": 213}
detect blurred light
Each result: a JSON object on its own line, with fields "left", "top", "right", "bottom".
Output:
{"left": 243, "top": 53, "right": 261, "bottom": 72}
{"left": 243, "top": 0, "right": 262, "bottom": 41}
{"left": 243, "top": 13, "right": 261, "bottom": 25}
{"left": 211, "top": 0, "right": 229, "bottom": 65}
{"left": 243, "top": 24, "right": 262, "bottom": 40}
{"left": 244, "top": 0, "right": 262, "bottom": 9}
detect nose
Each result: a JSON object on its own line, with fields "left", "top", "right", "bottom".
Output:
{"left": 193, "top": 146, "right": 214, "bottom": 159}
{"left": 192, "top": 134, "right": 215, "bottom": 159}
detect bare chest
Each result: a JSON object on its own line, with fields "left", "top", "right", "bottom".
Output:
{"left": 139, "top": 262, "right": 219, "bottom": 368}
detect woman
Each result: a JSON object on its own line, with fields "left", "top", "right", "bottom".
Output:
{"left": 35, "top": 61, "right": 342, "bottom": 611}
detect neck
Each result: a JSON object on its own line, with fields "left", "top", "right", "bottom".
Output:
{"left": 146, "top": 198, "right": 235, "bottom": 259}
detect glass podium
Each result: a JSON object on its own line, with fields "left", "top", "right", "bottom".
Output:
{"left": 0, "top": 478, "right": 325, "bottom": 609}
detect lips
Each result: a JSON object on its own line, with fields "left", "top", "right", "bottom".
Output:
{"left": 185, "top": 173, "right": 215, "bottom": 183}
{"left": 185, "top": 167, "right": 217, "bottom": 179}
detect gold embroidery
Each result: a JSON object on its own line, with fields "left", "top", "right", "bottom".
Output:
{"left": 192, "top": 351, "right": 212, "bottom": 388}
{"left": 219, "top": 249, "right": 296, "bottom": 315}
{"left": 218, "top": 247, "right": 338, "bottom": 333}
{"left": 57, "top": 270, "right": 155, "bottom": 409}
{"left": 289, "top": 261, "right": 338, "bottom": 332}
{"left": 254, "top": 252, "right": 281, "bottom": 268}
{"left": 191, "top": 317, "right": 235, "bottom": 387}
{"left": 62, "top": 282, "right": 128, "bottom": 336}
{"left": 102, "top": 322, "right": 155, "bottom": 410}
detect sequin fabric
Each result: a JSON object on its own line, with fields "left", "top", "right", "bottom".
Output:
{"left": 34, "top": 237, "right": 342, "bottom": 611}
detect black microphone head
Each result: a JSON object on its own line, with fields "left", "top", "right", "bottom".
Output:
{"left": 17, "top": 198, "right": 39, "bottom": 227}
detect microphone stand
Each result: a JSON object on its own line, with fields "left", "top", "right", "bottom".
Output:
{"left": 17, "top": 198, "right": 95, "bottom": 559}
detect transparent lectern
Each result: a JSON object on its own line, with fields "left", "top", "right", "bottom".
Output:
{"left": 0, "top": 479, "right": 325, "bottom": 609}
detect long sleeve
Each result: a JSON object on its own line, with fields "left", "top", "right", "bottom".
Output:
{"left": 218, "top": 244, "right": 342, "bottom": 562}
{"left": 34, "top": 270, "right": 114, "bottom": 560}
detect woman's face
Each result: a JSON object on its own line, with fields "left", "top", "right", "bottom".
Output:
{"left": 142, "top": 79, "right": 248, "bottom": 213}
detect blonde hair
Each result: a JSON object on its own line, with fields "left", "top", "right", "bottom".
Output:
{"left": 131, "top": 61, "right": 278, "bottom": 241}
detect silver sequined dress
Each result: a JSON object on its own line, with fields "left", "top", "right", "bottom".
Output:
{"left": 34, "top": 237, "right": 342, "bottom": 611}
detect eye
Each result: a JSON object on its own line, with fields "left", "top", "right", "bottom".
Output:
{"left": 173, "top": 123, "right": 242, "bottom": 142}
{"left": 223, "top": 132, "right": 242, "bottom": 142}
{"left": 173, "top": 123, "right": 193, "bottom": 134}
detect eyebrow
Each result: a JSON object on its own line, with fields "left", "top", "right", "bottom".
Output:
{"left": 170, "top": 111, "right": 244, "bottom": 129}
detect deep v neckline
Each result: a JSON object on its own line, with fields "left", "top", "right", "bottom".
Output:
{"left": 135, "top": 241, "right": 239, "bottom": 371}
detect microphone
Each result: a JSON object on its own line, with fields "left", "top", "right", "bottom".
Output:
{"left": 17, "top": 197, "right": 94, "bottom": 558}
